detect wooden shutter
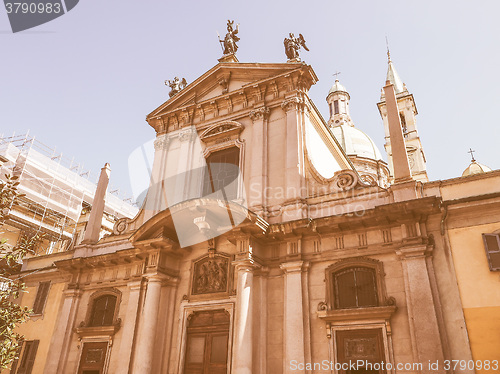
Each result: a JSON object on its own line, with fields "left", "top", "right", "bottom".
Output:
{"left": 17, "top": 340, "right": 39, "bottom": 374}
{"left": 483, "top": 234, "right": 500, "bottom": 271}
{"left": 9, "top": 342, "right": 23, "bottom": 374}
{"left": 32, "top": 282, "right": 50, "bottom": 314}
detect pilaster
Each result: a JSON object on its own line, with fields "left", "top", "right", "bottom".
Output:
{"left": 280, "top": 261, "right": 309, "bottom": 374}
{"left": 281, "top": 97, "right": 308, "bottom": 221}
{"left": 248, "top": 106, "right": 270, "bottom": 216}
{"left": 116, "top": 281, "right": 142, "bottom": 374}
{"left": 43, "top": 288, "right": 83, "bottom": 374}
{"left": 397, "top": 244, "right": 445, "bottom": 372}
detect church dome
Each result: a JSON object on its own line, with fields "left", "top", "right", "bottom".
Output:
{"left": 331, "top": 124, "right": 383, "bottom": 161}
{"left": 462, "top": 160, "right": 492, "bottom": 177}
{"left": 328, "top": 79, "right": 349, "bottom": 97}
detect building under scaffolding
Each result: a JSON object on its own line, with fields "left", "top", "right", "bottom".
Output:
{"left": 0, "top": 132, "right": 138, "bottom": 255}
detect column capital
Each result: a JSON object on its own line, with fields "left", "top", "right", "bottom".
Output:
{"left": 127, "top": 280, "right": 142, "bottom": 291}
{"left": 249, "top": 106, "right": 270, "bottom": 122}
{"left": 280, "top": 260, "right": 309, "bottom": 274}
{"left": 153, "top": 133, "right": 170, "bottom": 150}
{"left": 145, "top": 273, "right": 178, "bottom": 286}
{"left": 62, "top": 288, "right": 83, "bottom": 298}
{"left": 281, "top": 97, "right": 310, "bottom": 113}
{"left": 233, "top": 256, "right": 261, "bottom": 272}
{"left": 396, "top": 243, "right": 433, "bottom": 260}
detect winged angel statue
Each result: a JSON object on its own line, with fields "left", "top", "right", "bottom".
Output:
{"left": 165, "top": 77, "right": 187, "bottom": 98}
{"left": 284, "top": 33, "right": 309, "bottom": 61}
{"left": 219, "top": 20, "right": 240, "bottom": 55}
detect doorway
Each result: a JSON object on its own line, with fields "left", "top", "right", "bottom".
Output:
{"left": 184, "top": 309, "right": 230, "bottom": 374}
{"left": 336, "top": 329, "right": 385, "bottom": 374}
{"left": 77, "top": 342, "right": 108, "bottom": 374}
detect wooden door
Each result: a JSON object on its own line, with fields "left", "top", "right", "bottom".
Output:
{"left": 184, "top": 309, "right": 230, "bottom": 374}
{"left": 77, "top": 342, "right": 108, "bottom": 374}
{"left": 336, "top": 329, "right": 385, "bottom": 374}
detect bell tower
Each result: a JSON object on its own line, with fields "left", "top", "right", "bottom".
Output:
{"left": 377, "top": 52, "right": 428, "bottom": 182}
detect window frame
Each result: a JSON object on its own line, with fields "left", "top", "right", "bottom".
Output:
{"left": 202, "top": 146, "right": 241, "bottom": 202}
{"left": 32, "top": 281, "right": 50, "bottom": 315}
{"left": 84, "top": 289, "right": 121, "bottom": 328}
{"left": 13, "top": 340, "right": 39, "bottom": 374}
{"left": 482, "top": 233, "right": 500, "bottom": 271}
{"left": 325, "top": 257, "right": 388, "bottom": 311}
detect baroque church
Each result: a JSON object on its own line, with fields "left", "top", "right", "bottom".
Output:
{"left": 7, "top": 26, "right": 500, "bottom": 374}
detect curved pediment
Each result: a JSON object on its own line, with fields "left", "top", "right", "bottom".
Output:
{"left": 130, "top": 198, "right": 268, "bottom": 249}
{"left": 200, "top": 121, "right": 243, "bottom": 142}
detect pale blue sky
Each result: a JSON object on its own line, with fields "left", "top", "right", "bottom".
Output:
{"left": 1, "top": 0, "right": 499, "bottom": 199}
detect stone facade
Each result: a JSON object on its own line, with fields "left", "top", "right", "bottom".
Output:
{"left": 7, "top": 58, "right": 500, "bottom": 374}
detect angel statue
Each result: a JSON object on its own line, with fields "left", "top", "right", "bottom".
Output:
{"left": 219, "top": 20, "right": 240, "bottom": 55}
{"left": 165, "top": 77, "right": 187, "bottom": 98}
{"left": 284, "top": 33, "right": 309, "bottom": 61}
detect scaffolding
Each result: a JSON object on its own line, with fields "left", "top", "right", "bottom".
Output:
{"left": 0, "top": 132, "right": 138, "bottom": 254}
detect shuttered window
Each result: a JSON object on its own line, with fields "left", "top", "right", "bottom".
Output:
{"left": 32, "top": 282, "right": 50, "bottom": 314}
{"left": 15, "top": 340, "right": 39, "bottom": 374}
{"left": 89, "top": 295, "right": 117, "bottom": 326}
{"left": 334, "top": 267, "right": 378, "bottom": 309}
{"left": 483, "top": 234, "right": 500, "bottom": 271}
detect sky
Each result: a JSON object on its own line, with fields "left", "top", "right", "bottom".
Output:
{"left": 1, "top": 0, "right": 499, "bottom": 202}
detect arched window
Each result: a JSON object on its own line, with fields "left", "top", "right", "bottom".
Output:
{"left": 333, "top": 267, "right": 378, "bottom": 309}
{"left": 88, "top": 294, "right": 117, "bottom": 327}
{"left": 325, "top": 258, "right": 389, "bottom": 311}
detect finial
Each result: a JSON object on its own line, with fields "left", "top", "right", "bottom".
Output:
{"left": 468, "top": 148, "right": 476, "bottom": 162}
{"left": 333, "top": 71, "right": 341, "bottom": 81}
{"left": 386, "top": 36, "right": 391, "bottom": 63}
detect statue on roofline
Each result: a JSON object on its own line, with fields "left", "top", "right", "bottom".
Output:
{"left": 219, "top": 20, "right": 240, "bottom": 55}
{"left": 165, "top": 77, "right": 187, "bottom": 98}
{"left": 284, "top": 33, "right": 309, "bottom": 61}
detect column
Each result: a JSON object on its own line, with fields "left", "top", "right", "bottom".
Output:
{"left": 115, "top": 281, "right": 142, "bottom": 374}
{"left": 398, "top": 245, "right": 445, "bottom": 373}
{"left": 232, "top": 261, "right": 255, "bottom": 374}
{"left": 43, "top": 288, "right": 82, "bottom": 374}
{"left": 132, "top": 275, "right": 163, "bottom": 374}
{"left": 248, "top": 106, "right": 270, "bottom": 214}
{"left": 280, "top": 261, "right": 307, "bottom": 374}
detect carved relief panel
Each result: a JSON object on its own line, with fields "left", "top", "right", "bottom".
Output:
{"left": 190, "top": 253, "right": 233, "bottom": 299}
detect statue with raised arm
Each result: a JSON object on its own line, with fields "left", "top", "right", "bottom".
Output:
{"left": 284, "top": 33, "right": 309, "bottom": 61}
{"left": 165, "top": 77, "right": 187, "bottom": 97}
{"left": 219, "top": 20, "right": 240, "bottom": 55}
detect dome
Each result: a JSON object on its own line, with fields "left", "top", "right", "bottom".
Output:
{"left": 328, "top": 79, "right": 349, "bottom": 97}
{"left": 462, "top": 160, "right": 492, "bottom": 177}
{"left": 331, "top": 124, "right": 383, "bottom": 161}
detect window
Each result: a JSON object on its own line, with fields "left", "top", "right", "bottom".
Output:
{"left": 483, "top": 233, "right": 500, "bottom": 271}
{"left": 13, "top": 340, "right": 39, "bottom": 374}
{"left": 333, "top": 267, "right": 378, "bottom": 309}
{"left": 32, "top": 282, "right": 50, "bottom": 315}
{"left": 202, "top": 147, "right": 240, "bottom": 201}
{"left": 88, "top": 295, "right": 117, "bottom": 327}
{"left": 399, "top": 112, "right": 407, "bottom": 133}
{"left": 334, "top": 100, "right": 339, "bottom": 115}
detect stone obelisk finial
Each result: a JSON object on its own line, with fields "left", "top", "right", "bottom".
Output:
{"left": 82, "top": 163, "right": 111, "bottom": 244}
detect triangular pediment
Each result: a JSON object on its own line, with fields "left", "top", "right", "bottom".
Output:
{"left": 147, "top": 62, "right": 316, "bottom": 120}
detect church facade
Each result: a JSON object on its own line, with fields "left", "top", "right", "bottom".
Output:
{"left": 7, "top": 49, "right": 500, "bottom": 374}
